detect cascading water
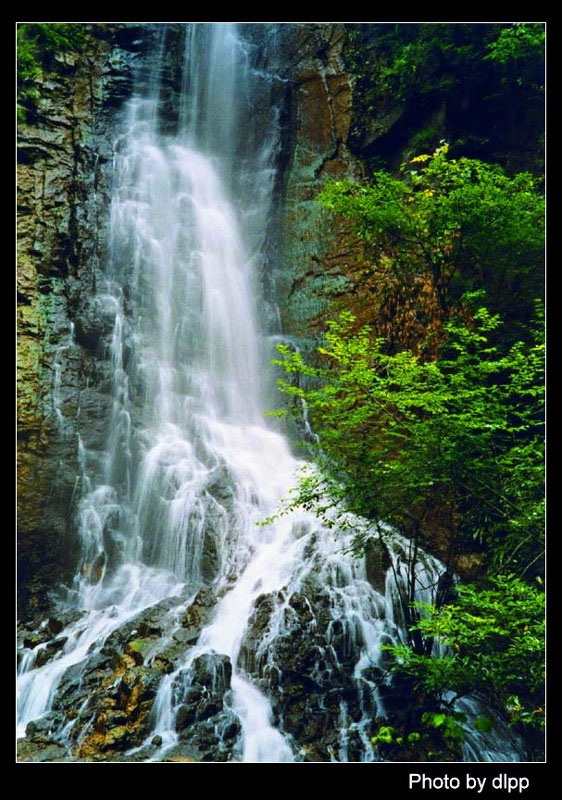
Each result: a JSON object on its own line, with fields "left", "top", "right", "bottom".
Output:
{"left": 17, "top": 24, "right": 524, "bottom": 763}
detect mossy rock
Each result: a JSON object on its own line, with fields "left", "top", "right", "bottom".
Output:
{"left": 125, "top": 637, "right": 153, "bottom": 665}
{"left": 106, "top": 725, "right": 130, "bottom": 744}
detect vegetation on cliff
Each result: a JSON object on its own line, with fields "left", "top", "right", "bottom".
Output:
{"left": 342, "top": 22, "right": 544, "bottom": 175}
{"left": 275, "top": 303, "right": 544, "bottom": 572}
{"left": 273, "top": 137, "right": 545, "bottom": 757}
{"left": 316, "top": 145, "right": 544, "bottom": 345}
{"left": 17, "top": 24, "right": 86, "bottom": 123}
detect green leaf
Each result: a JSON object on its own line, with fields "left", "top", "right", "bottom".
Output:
{"left": 474, "top": 716, "right": 495, "bottom": 733}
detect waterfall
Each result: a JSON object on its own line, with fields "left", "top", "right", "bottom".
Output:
{"left": 17, "top": 24, "right": 524, "bottom": 763}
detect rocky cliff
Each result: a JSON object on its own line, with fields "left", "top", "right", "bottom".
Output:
{"left": 17, "top": 25, "right": 149, "bottom": 618}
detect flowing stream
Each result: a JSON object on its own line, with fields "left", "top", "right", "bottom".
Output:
{"left": 17, "top": 24, "right": 524, "bottom": 763}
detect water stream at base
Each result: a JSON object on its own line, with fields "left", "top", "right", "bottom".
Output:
{"left": 17, "top": 24, "right": 524, "bottom": 763}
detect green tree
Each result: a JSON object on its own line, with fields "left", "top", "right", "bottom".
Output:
{"left": 386, "top": 575, "right": 545, "bottom": 741}
{"left": 317, "top": 146, "right": 544, "bottom": 344}
{"left": 485, "top": 23, "right": 545, "bottom": 67}
{"left": 274, "top": 305, "right": 544, "bottom": 577}
{"left": 279, "top": 34, "right": 545, "bottom": 761}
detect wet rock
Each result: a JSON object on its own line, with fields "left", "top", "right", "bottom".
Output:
{"left": 176, "top": 713, "right": 236, "bottom": 762}
{"left": 25, "top": 712, "right": 64, "bottom": 742}
{"left": 171, "top": 652, "right": 239, "bottom": 760}
{"left": 180, "top": 586, "right": 216, "bottom": 633}
{"left": 301, "top": 742, "right": 331, "bottom": 762}
{"left": 72, "top": 661, "right": 161, "bottom": 758}
{"left": 21, "top": 628, "right": 52, "bottom": 650}
{"left": 365, "top": 538, "right": 392, "bottom": 594}
{"left": 201, "top": 518, "right": 222, "bottom": 583}
{"left": 206, "top": 465, "right": 235, "bottom": 503}
{"left": 17, "top": 738, "right": 70, "bottom": 762}
{"left": 219, "top": 713, "right": 241, "bottom": 742}
{"left": 35, "top": 636, "right": 68, "bottom": 668}
{"left": 159, "top": 743, "right": 200, "bottom": 762}
{"left": 27, "top": 587, "right": 222, "bottom": 761}
{"left": 175, "top": 700, "right": 198, "bottom": 730}
{"left": 47, "top": 617, "right": 65, "bottom": 636}
{"left": 238, "top": 593, "right": 277, "bottom": 675}
{"left": 191, "top": 653, "right": 232, "bottom": 694}
{"left": 125, "top": 637, "right": 153, "bottom": 666}
{"left": 174, "top": 654, "right": 232, "bottom": 730}
{"left": 74, "top": 295, "right": 118, "bottom": 354}
{"left": 238, "top": 581, "right": 374, "bottom": 759}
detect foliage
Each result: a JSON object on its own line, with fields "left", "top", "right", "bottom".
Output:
{"left": 409, "top": 125, "right": 442, "bottom": 153}
{"left": 17, "top": 23, "right": 86, "bottom": 123}
{"left": 343, "top": 24, "right": 499, "bottom": 105}
{"left": 369, "top": 708, "right": 501, "bottom": 761}
{"left": 484, "top": 23, "right": 545, "bottom": 66}
{"left": 272, "top": 297, "right": 544, "bottom": 755}
{"left": 274, "top": 137, "right": 544, "bottom": 757}
{"left": 274, "top": 305, "right": 544, "bottom": 576}
{"left": 317, "top": 146, "right": 544, "bottom": 336}
{"left": 342, "top": 23, "right": 544, "bottom": 174}
{"left": 370, "top": 23, "right": 544, "bottom": 100}
{"left": 376, "top": 24, "right": 483, "bottom": 100}
{"left": 385, "top": 575, "right": 545, "bottom": 732}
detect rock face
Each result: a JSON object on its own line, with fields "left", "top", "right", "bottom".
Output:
{"left": 17, "top": 25, "right": 142, "bottom": 619}
{"left": 270, "top": 24, "right": 365, "bottom": 342}
{"left": 16, "top": 23, "right": 195, "bottom": 619}
{"left": 269, "top": 22, "right": 544, "bottom": 348}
